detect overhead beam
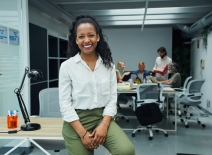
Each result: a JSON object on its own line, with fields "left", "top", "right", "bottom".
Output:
{"left": 52, "top": 0, "right": 180, "bottom": 4}
{"left": 94, "top": 14, "right": 204, "bottom": 21}
{"left": 29, "top": 0, "right": 74, "bottom": 24}
{"left": 59, "top": 0, "right": 212, "bottom": 11}
{"left": 69, "top": 6, "right": 212, "bottom": 16}
{"left": 98, "top": 19, "right": 196, "bottom": 26}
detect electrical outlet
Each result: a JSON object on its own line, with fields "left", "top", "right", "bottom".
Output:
{"left": 207, "top": 99, "right": 210, "bottom": 107}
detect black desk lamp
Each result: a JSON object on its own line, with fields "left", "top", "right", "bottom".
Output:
{"left": 14, "top": 67, "right": 43, "bottom": 131}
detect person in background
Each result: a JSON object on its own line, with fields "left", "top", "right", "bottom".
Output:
{"left": 158, "top": 62, "right": 181, "bottom": 109}
{"left": 116, "top": 61, "right": 131, "bottom": 81}
{"left": 131, "top": 62, "right": 149, "bottom": 83}
{"left": 157, "top": 62, "right": 181, "bottom": 88}
{"left": 152, "top": 47, "right": 172, "bottom": 81}
{"left": 59, "top": 14, "right": 135, "bottom": 155}
{"left": 116, "top": 70, "right": 123, "bottom": 83}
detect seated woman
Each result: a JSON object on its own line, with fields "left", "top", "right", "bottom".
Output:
{"left": 158, "top": 62, "right": 181, "bottom": 109}
{"left": 158, "top": 62, "right": 181, "bottom": 88}
{"left": 116, "top": 70, "right": 122, "bottom": 83}
{"left": 116, "top": 61, "right": 130, "bottom": 81}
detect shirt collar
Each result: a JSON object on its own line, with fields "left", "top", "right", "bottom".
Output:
{"left": 73, "top": 52, "right": 103, "bottom": 64}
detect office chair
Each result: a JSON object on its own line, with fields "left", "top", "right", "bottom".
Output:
{"left": 115, "top": 96, "right": 129, "bottom": 122}
{"left": 132, "top": 83, "right": 168, "bottom": 140}
{"left": 173, "top": 76, "right": 192, "bottom": 93}
{"left": 174, "top": 79, "right": 206, "bottom": 128}
{"left": 37, "top": 87, "right": 65, "bottom": 155}
{"left": 169, "top": 76, "right": 192, "bottom": 114}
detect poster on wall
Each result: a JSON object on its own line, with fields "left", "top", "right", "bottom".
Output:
{"left": 9, "top": 29, "right": 19, "bottom": 45}
{"left": 0, "top": 26, "right": 8, "bottom": 43}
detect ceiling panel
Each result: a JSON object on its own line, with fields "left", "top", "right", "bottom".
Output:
{"left": 58, "top": 0, "right": 212, "bottom": 10}
{"left": 29, "top": 0, "right": 212, "bottom": 27}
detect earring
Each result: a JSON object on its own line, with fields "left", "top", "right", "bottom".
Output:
{"left": 76, "top": 42, "right": 78, "bottom": 44}
{"left": 97, "top": 40, "right": 99, "bottom": 42}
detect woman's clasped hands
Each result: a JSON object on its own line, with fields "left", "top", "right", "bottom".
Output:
{"left": 81, "top": 121, "right": 109, "bottom": 150}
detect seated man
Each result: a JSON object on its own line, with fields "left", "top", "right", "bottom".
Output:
{"left": 131, "top": 62, "right": 149, "bottom": 83}
{"left": 158, "top": 62, "right": 181, "bottom": 88}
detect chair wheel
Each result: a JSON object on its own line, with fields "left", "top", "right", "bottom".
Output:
{"left": 149, "top": 137, "right": 153, "bottom": 140}
{"left": 197, "top": 121, "right": 201, "bottom": 124}
{"left": 155, "top": 130, "right": 159, "bottom": 132}
{"left": 138, "top": 130, "right": 141, "bottom": 132}
{"left": 180, "top": 119, "right": 184, "bottom": 122}
{"left": 190, "top": 113, "right": 193, "bottom": 116}
{"left": 126, "top": 119, "right": 129, "bottom": 122}
{"left": 185, "top": 125, "right": 189, "bottom": 128}
{"left": 132, "top": 133, "right": 135, "bottom": 137}
{"left": 165, "top": 133, "right": 168, "bottom": 137}
{"left": 202, "top": 124, "right": 206, "bottom": 128}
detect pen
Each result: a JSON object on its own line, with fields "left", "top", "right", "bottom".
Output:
{"left": 13, "top": 110, "right": 17, "bottom": 116}
{"left": 10, "top": 110, "right": 13, "bottom": 116}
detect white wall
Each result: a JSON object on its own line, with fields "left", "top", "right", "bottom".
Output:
{"left": 28, "top": 5, "right": 69, "bottom": 39}
{"left": 191, "top": 32, "right": 212, "bottom": 112}
{"left": 103, "top": 26, "right": 172, "bottom": 71}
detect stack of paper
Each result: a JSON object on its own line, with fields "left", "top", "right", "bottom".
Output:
{"left": 117, "top": 85, "right": 130, "bottom": 90}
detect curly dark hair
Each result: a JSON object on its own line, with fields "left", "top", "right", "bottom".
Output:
{"left": 67, "top": 14, "right": 113, "bottom": 68}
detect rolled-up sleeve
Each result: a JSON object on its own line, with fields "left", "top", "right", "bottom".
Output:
{"left": 103, "top": 65, "right": 117, "bottom": 117}
{"left": 59, "top": 64, "right": 79, "bottom": 122}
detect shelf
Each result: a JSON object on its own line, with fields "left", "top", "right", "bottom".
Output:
{"left": 49, "top": 80, "right": 58, "bottom": 87}
{"left": 59, "top": 38, "right": 68, "bottom": 58}
{"left": 48, "top": 35, "right": 58, "bottom": 57}
{"left": 49, "top": 59, "right": 58, "bottom": 80}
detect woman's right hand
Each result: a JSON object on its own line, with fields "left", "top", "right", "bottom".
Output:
{"left": 81, "top": 131, "right": 95, "bottom": 150}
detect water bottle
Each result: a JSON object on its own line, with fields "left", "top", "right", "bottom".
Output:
{"left": 143, "top": 78, "right": 146, "bottom": 83}
{"left": 129, "top": 79, "right": 133, "bottom": 88}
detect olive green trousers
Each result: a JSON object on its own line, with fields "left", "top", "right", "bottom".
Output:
{"left": 62, "top": 108, "right": 135, "bottom": 155}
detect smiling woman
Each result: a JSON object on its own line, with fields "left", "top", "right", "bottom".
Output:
{"left": 59, "top": 15, "right": 135, "bottom": 155}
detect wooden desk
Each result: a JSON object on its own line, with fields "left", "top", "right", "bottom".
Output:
{"left": 0, "top": 117, "right": 63, "bottom": 138}
{"left": 0, "top": 117, "right": 64, "bottom": 155}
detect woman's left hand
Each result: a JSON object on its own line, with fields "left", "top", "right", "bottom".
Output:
{"left": 89, "top": 123, "right": 108, "bottom": 148}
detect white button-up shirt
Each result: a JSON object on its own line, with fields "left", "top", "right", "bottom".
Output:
{"left": 59, "top": 53, "right": 117, "bottom": 123}
{"left": 153, "top": 56, "right": 172, "bottom": 80}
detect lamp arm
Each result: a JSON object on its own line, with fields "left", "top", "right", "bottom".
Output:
{"left": 15, "top": 92, "right": 30, "bottom": 124}
{"left": 18, "top": 67, "right": 30, "bottom": 91}
{"left": 14, "top": 67, "right": 31, "bottom": 125}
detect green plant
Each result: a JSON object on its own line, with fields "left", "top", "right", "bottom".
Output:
{"left": 201, "top": 25, "right": 211, "bottom": 49}
{"left": 172, "top": 47, "right": 190, "bottom": 86}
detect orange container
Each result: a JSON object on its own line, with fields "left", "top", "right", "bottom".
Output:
{"left": 7, "top": 115, "right": 18, "bottom": 129}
